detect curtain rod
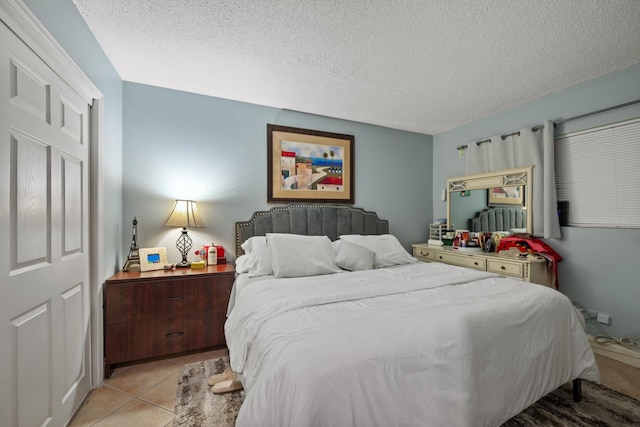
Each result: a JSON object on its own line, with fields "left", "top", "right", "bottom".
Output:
{"left": 456, "top": 98, "right": 640, "bottom": 151}
{"left": 553, "top": 98, "right": 640, "bottom": 125}
{"left": 456, "top": 127, "right": 541, "bottom": 150}
{"left": 456, "top": 125, "right": 544, "bottom": 150}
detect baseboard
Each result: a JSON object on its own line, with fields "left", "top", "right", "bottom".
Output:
{"left": 588, "top": 335, "right": 640, "bottom": 369}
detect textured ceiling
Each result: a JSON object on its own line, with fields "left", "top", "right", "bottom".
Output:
{"left": 72, "top": 0, "right": 640, "bottom": 135}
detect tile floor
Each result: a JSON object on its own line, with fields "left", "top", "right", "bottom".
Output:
{"left": 70, "top": 348, "right": 228, "bottom": 427}
{"left": 70, "top": 350, "right": 640, "bottom": 426}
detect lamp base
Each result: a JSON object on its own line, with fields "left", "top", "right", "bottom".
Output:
{"left": 175, "top": 260, "right": 191, "bottom": 268}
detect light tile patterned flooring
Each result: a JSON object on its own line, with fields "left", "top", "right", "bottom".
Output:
{"left": 70, "top": 350, "right": 640, "bottom": 426}
{"left": 70, "top": 348, "right": 228, "bottom": 427}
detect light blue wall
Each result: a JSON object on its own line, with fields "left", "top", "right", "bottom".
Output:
{"left": 23, "top": 0, "right": 124, "bottom": 279}
{"left": 433, "top": 64, "right": 640, "bottom": 337}
{"left": 123, "top": 83, "right": 432, "bottom": 263}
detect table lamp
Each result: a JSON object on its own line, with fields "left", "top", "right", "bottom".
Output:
{"left": 162, "top": 200, "right": 205, "bottom": 267}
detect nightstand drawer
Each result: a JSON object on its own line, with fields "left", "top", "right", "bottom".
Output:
{"left": 413, "top": 246, "right": 435, "bottom": 261}
{"left": 105, "top": 275, "right": 234, "bottom": 324}
{"left": 435, "top": 252, "right": 486, "bottom": 270}
{"left": 105, "top": 281, "right": 185, "bottom": 323}
{"left": 487, "top": 259, "right": 523, "bottom": 277}
{"left": 105, "top": 311, "right": 225, "bottom": 364}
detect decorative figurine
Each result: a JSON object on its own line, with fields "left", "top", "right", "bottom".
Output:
{"left": 123, "top": 217, "right": 141, "bottom": 271}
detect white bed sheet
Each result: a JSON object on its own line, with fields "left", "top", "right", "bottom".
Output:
{"left": 225, "top": 262, "right": 599, "bottom": 427}
{"left": 226, "top": 272, "right": 274, "bottom": 316}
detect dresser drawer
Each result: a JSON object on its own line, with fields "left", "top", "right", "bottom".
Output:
{"left": 105, "top": 311, "right": 226, "bottom": 364}
{"left": 435, "top": 252, "right": 486, "bottom": 270}
{"left": 105, "top": 281, "right": 184, "bottom": 323}
{"left": 105, "top": 275, "right": 233, "bottom": 324}
{"left": 413, "top": 246, "right": 435, "bottom": 261}
{"left": 487, "top": 259, "right": 523, "bottom": 277}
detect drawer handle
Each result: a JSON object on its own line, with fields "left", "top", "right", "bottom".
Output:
{"left": 501, "top": 266, "right": 506, "bottom": 270}
{"left": 420, "top": 251, "right": 428, "bottom": 256}
{"left": 438, "top": 256, "right": 443, "bottom": 260}
{"left": 474, "top": 262, "right": 479, "bottom": 266}
{"left": 165, "top": 332, "right": 184, "bottom": 338}
{"left": 167, "top": 295, "right": 184, "bottom": 300}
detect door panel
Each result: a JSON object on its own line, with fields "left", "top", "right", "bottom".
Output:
{"left": 62, "top": 154, "right": 83, "bottom": 255}
{"left": 9, "top": 54, "right": 50, "bottom": 123}
{"left": 11, "top": 131, "right": 49, "bottom": 269}
{"left": 1, "top": 21, "right": 91, "bottom": 427}
{"left": 61, "top": 284, "right": 85, "bottom": 394}
{"left": 11, "top": 304, "right": 52, "bottom": 427}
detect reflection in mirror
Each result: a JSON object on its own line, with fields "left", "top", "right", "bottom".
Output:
{"left": 447, "top": 167, "right": 533, "bottom": 234}
{"left": 449, "top": 190, "right": 488, "bottom": 231}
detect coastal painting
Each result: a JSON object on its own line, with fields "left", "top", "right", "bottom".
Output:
{"left": 267, "top": 124, "right": 354, "bottom": 203}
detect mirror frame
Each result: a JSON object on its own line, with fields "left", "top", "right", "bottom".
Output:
{"left": 446, "top": 166, "right": 533, "bottom": 234}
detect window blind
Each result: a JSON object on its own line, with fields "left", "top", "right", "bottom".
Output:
{"left": 554, "top": 117, "right": 640, "bottom": 228}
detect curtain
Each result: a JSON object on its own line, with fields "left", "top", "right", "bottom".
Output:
{"left": 464, "top": 120, "right": 561, "bottom": 238}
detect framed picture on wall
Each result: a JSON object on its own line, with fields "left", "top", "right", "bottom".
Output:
{"left": 267, "top": 124, "right": 354, "bottom": 203}
{"left": 488, "top": 186, "right": 524, "bottom": 206}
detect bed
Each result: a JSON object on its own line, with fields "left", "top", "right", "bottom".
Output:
{"left": 225, "top": 204, "right": 599, "bottom": 427}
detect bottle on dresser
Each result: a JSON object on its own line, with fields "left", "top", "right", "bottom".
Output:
{"left": 207, "top": 244, "right": 217, "bottom": 265}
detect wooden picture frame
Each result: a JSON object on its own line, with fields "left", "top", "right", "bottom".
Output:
{"left": 267, "top": 124, "right": 354, "bottom": 203}
{"left": 139, "top": 247, "right": 168, "bottom": 271}
{"left": 488, "top": 186, "right": 524, "bottom": 206}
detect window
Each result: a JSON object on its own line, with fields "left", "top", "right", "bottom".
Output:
{"left": 555, "top": 117, "right": 640, "bottom": 228}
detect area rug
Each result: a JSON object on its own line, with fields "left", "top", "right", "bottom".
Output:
{"left": 174, "top": 357, "right": 640, "bottom": 426}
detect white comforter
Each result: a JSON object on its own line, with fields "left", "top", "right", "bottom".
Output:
{"left": 225, "top": 262, "right": 599, "bottom": 427}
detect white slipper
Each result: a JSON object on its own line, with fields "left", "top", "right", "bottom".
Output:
{"left": 207, "top": 367, "right": 232, "bottom": 386}
{"left": 212, "top": 374, "right": 243, "bottom": 394}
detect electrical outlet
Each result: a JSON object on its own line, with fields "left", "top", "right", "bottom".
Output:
{"left": 597, "top": 313, "right": 611, "bottom": 325}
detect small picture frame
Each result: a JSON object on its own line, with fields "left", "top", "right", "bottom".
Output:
{"left": 139, "top": 247, "right": 168, "bottom": 272}
{"left": 488, "top": 185, "right": 524, "bottom": 206}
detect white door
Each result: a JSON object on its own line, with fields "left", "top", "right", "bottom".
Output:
{"left": 0, "top": 21, "right": 92, "bottom": 427}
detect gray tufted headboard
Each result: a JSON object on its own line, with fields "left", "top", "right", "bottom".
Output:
{"left": 235, "top": 204, "right": 389, "bottom": 256}
{"left": 469, "top": 206, "right": 526, "bottom": 233}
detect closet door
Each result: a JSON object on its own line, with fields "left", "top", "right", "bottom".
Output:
{"left": 0, "top": 21, "right": 91, "bottom": 426}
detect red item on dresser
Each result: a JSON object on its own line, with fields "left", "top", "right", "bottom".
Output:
{"left": 215, "top": 245, "right": 225, "bottom": 258}
{"left": 497, "top": 236, "right": 563, "bottom": 289}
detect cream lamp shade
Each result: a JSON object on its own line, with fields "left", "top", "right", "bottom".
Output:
{"left": 162, "top": 199, "right": 205, "bottom": 229}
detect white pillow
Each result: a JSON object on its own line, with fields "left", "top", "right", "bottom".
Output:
{"left": 241, "top": 236, "right": 263, "bottom": 254}
{"left": 240, "top": 236, "right": 273, "bottom": 277}
{"left": 235, "top": 254, "right": 250, "bottom": 273}
{"left": 338, "top": 234, "right": 416, "bottom": 268}
{"left": 334, "top": 240, "right": 375, "bottom": 271}
{"left": 266, "top": 233, "right": 342, "bottom": 278}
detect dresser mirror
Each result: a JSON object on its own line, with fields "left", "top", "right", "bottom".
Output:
{"left": 446, "top": 166, "right": 533, "bottom": 234}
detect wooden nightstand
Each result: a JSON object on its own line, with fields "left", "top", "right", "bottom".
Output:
{"left": 103, "top": 264, "right": 235, "bottom": 377}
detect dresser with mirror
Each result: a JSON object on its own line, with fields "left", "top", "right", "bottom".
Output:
{"left": 413, "top": 166, "right": 555, "bottom": 287}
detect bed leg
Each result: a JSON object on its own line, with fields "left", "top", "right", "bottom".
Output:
{"left": 572, "top": 379, "right": 582, "bottom": 402}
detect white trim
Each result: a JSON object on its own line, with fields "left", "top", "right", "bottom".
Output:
{"left": 90, "top": 98, "right": 104, "bottom": 386}
{"left": 588, "top": 335, "right": 640, "bottom": 369}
